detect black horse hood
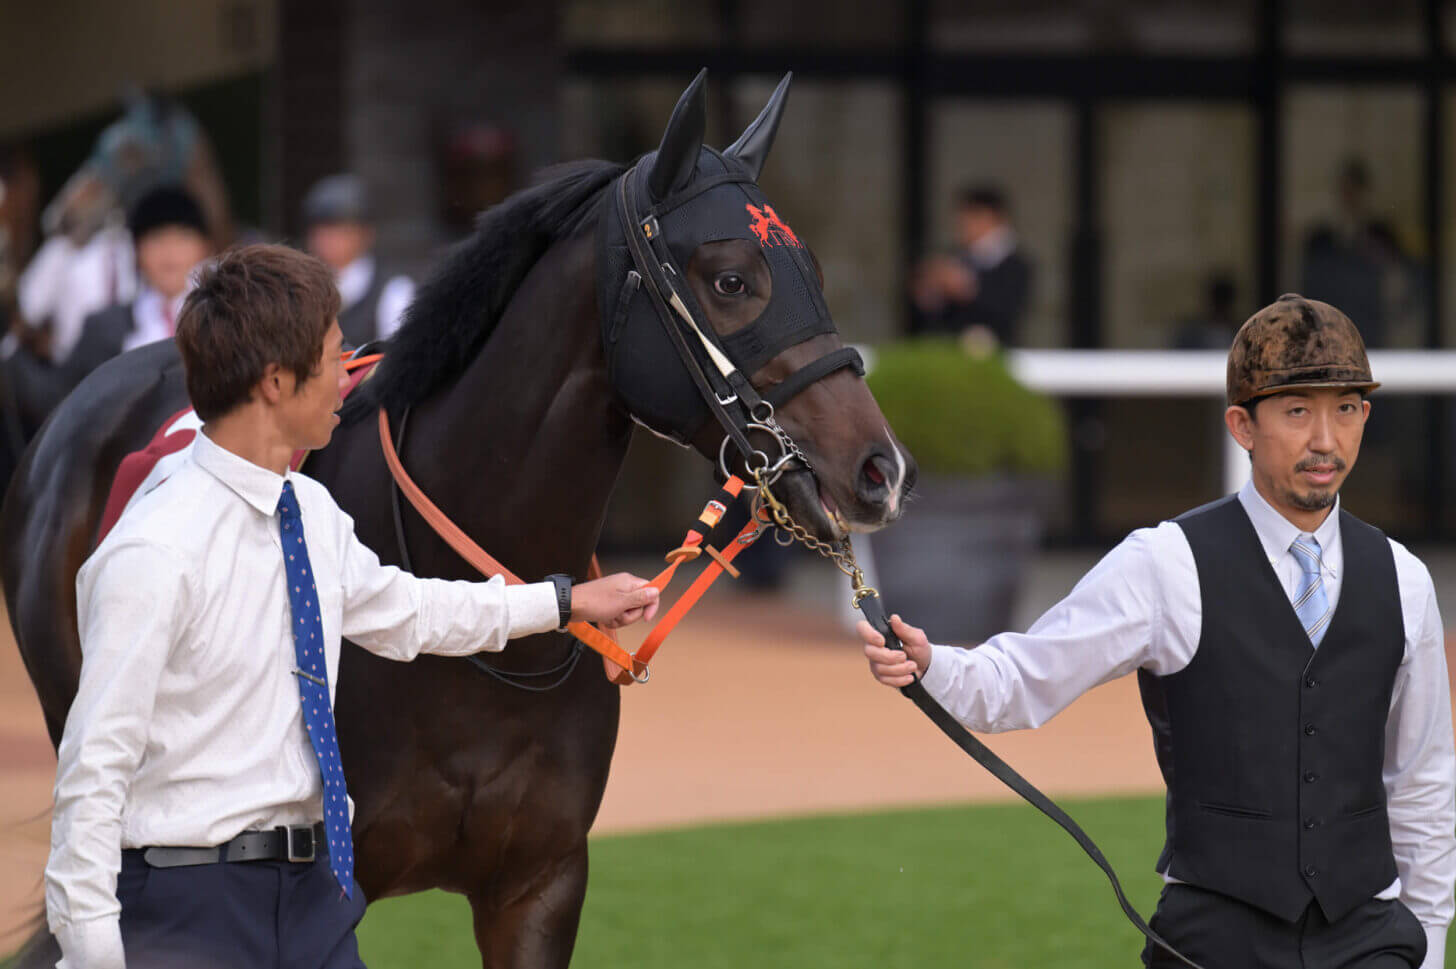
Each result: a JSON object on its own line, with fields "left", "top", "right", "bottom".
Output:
{"left": 596, "top": 72, "right": 838, "bottom": 446}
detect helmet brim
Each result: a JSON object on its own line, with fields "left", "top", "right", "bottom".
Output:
{"left": 1234, "top": 380, "right": 1381, "bottom": 408}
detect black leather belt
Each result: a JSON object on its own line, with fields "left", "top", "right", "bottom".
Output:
{"left": 137, "top": 822, "right": 327, "bottom": 869}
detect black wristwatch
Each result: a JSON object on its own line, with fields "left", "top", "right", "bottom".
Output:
{"left": 546, "top": 573, "right": 573, "bottom": 630}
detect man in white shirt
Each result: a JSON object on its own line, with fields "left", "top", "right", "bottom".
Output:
{"left": 46, "top": 244, "right": 660, "bottom": 969}
{"left": 302, "top": 174, "right": 415, "bottom": 347}
{"left": 2, "top": 186, "right": 212, "bottom": 435}
{"left": 862, "top": 294, "right": 1454, "bottom": 969}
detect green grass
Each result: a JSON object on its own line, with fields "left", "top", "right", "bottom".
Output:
{"left": 358, "top": 795, "right": 1174, "bottom": 968}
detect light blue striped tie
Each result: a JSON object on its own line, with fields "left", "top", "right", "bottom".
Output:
{"left": 1290, "top": 534, "right": 1332, "bottom": 648}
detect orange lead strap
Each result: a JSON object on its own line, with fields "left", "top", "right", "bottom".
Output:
{"left": 632, "top": 514, "right": 763, "bottom": 671}
{"left": 377, "top": 403, "right": 767, "bottom": 687}
{"left": 376, "top": 408, "right": 644, "bottom": 680}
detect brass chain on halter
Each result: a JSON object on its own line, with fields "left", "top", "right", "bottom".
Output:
{"left": 749, "top": 468, "right": 881, "bottom": 607}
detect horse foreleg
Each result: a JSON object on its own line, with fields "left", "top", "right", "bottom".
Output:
{"left": 467, "top": 844, "right": 589, "bottom": 969}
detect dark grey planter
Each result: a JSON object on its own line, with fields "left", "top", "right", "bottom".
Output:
{"left": 868, "top": 473, "right": 1052, "bottom": 645}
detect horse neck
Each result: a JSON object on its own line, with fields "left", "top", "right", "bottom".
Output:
{"left": 404, "top": 231, "right": 631, "bottom": 581}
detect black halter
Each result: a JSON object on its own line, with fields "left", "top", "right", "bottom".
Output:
{"left": 598, "top": 150, "right": 864, "bottom": 480}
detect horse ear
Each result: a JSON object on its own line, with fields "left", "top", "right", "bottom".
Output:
{"left": 647, "top": 69, "right": 709, "bottom": 201}
{"left": 723, "top": 72, "right": 792, "bottom": 182}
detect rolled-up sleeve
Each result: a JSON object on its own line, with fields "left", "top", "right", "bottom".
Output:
{"left": 337, "top": 528, "right": 559, "bottom": 659}
{"left": 48, "top": 541, "right": 188, "bottom": 969}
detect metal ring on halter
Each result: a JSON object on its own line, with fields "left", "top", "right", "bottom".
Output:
{"left": 719, "top": 435, "right": 773, "bottom": 487}
{"left": 721, "top": 437, "right": 797, "bottom": 491}
{"left": 750, "top": 399, "right": 775, "bottom": 424}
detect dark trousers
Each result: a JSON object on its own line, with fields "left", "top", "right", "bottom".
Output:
{"left": 1143, "top": 883, "right": 1427, "bottom": 969}
{"left": 117, "top": 847, "right": 368, "bottom": 969}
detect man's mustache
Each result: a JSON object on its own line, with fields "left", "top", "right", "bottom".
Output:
{"left": 1295, "top": 454, "right": 1347, "bottom": 473}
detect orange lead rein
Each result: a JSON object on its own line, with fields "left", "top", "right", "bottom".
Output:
{"left": 375, "top": 404, "right": 764, "bottom": 687}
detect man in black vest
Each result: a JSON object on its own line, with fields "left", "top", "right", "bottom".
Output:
{"left": 301, "top": 174, "right": 415, "bottom": 348}
{"left": 861, "top": 294, "right": 1453, "bottom": 969}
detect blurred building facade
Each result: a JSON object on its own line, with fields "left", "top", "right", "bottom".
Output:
{"left": 5, "top": 0, "right": 1456, "bottom": 545}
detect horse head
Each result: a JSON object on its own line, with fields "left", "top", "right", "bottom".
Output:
{"left": 599, "top": 70, "right": 916, "bottom": 543}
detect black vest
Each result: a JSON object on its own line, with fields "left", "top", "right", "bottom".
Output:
{"left": 338, "top": 264, "right": 390, "bottom": 348}
{"left": 1138, "top": 496, "right": 1404, "bottom": 923}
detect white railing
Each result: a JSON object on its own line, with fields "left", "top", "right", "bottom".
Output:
{"left": 1004, "top": 349, "right": 1456, "bottom": 495}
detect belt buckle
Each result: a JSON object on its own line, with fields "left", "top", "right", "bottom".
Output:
{"left": 282, "top": 824, "right": 316, "bottom": 863}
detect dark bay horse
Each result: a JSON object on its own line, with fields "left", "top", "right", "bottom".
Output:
{"left": 2, "top": 72, "right": 915, "bottom": 967}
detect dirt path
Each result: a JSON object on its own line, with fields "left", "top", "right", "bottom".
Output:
{"left": 597, "top": 587, "right": 1165, "bottom": 832}
{"left": 0, "top": 609, "right": 55, "bottom": 949}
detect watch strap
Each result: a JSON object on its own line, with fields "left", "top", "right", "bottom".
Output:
{"left": 546, "top": 573, "right": 573, "bottom": 630}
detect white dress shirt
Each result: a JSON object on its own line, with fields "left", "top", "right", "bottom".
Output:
{"left": 337, "top": 254, "right": 414, "bottom": 340}
{"left": 119, "top": 286, "right": 189, "bottom": 352}
{"left": 966, "top": 224, "right": 1019, "bottom": 272}
{"left": 920, "top": 480, "right": 1455, "bottom": 967}
{"left": 16, "top": 225, "right": 136, "bottom": 363}
{"left": 47, "top": 430, "right": 559, "bottom": 969}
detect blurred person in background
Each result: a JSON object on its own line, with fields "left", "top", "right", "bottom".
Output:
{"left": 1301, "top": 158, "right": 1416, "bottom": 350}
{"left": 0, "top": 144, "right": 42, "bottom": 484}
{"left": 1172, "top": 272, "right": 1241, "bottom": 350}
{"left": 0, "top": 144, "right": 42, "bottom": 317}
{"left": 862, "top": 294, "right": 1453, "bottom": 969}
{"left": 12, "top": 92, "right": 231, "bottom": 367}
{"left": 910, "top": 183, "right": 1032, "bottom": 350}
{"left": 302, "top": 174, "right": 414, "bottom": 347}
{"left": 76, "top": 185, "right": 214, "bottom": 366}
{"left": 3, "top": 185, "right": 214, "bottom": 431}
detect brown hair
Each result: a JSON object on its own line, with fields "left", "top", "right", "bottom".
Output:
{"left": 175, "top": 244, "right": 340, "bottom": 421}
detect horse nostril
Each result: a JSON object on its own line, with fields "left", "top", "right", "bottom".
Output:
{"left": 859, "top": 454, "right": 894, "bottom": 502}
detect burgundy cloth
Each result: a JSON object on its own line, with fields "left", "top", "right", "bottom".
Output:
{"left": 96, "top": 360, "right": 379, "bottom": 547}
{"left": 96, "top": 407, "right": 197, "bottom": 545}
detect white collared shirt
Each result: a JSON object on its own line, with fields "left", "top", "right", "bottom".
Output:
{"left": 16, "top": 225, "right": 136, "bottom": 363}
{"left": 920, "top": 480, "right": 1454, "bottom": 966}
{"left": 120, "top": 285, "right": 189, "bottom": 352}
{"left": 966, "top": 224, "right": 1019, "bottom": 272}
{"left": 47, "top": 430, "right": 558, "bottom": 969}
{"left": 336, "top": 254, "right": 415, "bottom": 340}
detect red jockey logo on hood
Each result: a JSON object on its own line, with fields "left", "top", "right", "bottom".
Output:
{"left": 746, "top": 203, "right": 803, "bottom": 249}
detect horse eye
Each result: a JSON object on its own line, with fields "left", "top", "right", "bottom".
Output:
{"left": 713, "top": 273, "right": 746, "bottom": 297}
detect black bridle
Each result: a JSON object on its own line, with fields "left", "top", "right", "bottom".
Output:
{"left": 608, "top": 159, "right": 863, "bottom": 488}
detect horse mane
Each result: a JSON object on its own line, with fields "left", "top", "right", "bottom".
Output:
{"left": 343, "top": 158, "right": 626, "bottom": 420}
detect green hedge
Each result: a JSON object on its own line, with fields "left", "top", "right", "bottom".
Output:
{"left": 866, "top": 338, "right": 1069, "bottom": 477}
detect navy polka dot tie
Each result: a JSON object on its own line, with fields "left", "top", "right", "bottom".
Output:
{"left": 278, "top": 480, "right": 354, "bottom": 897}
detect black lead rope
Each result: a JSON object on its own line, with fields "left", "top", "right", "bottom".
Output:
{"left": 856, "top": 593, "right": 1207, "bottom": 969}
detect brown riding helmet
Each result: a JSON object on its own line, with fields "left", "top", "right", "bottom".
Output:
{"left": 1226, "top": 293, "right": 1380, "bottom": 407}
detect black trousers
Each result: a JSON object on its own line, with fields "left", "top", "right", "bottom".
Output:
{"left": 1143, "top": 883, "right": 1427, "bottom": 969}
{"left": 117, "top": 847, "right": 368, "bottom": 969}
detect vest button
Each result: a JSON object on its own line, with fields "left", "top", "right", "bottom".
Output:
{"left": 1303, "top": 771, "right": 1319, "bottom": 783}
{"left": 1303, "top": 865, "right": 1318, "bottom": 878}
{"left": 1304, "top": 723, "right": 1318, "bottom": 736}
{"left": 1305, "top": 676, "right": 1318, "bottom": 688}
